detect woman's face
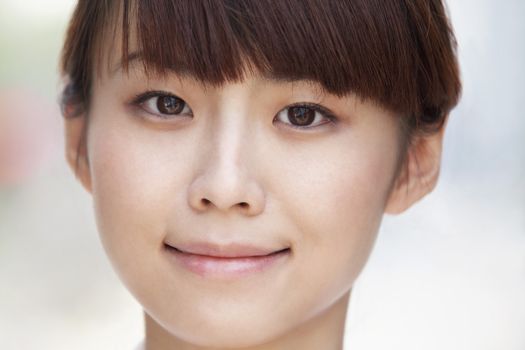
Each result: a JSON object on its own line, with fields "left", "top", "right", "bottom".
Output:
{"left": 81, "top": 46, "right": 404, "bottom": 346}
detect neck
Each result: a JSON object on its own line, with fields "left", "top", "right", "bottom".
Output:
{"left": 144, "top": 290, "right": 351, "bottom": 350}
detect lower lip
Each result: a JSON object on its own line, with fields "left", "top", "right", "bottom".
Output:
{"left": 164, "top": 245, "right": 291, "bottom": 279}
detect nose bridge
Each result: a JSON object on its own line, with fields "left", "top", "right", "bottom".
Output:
{"left": 187, "top": 95, "right": 265, "bottom": 215}
{"left": 210, "top": 111, "right": 248, "bottom": 185}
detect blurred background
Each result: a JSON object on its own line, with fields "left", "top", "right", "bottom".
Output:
{"left": 0, "top": 0, "right": 523, "bottom": 349}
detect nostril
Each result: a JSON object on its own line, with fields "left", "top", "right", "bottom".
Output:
{"left": 194, "top": 198, "right": 255, "bottom": 212}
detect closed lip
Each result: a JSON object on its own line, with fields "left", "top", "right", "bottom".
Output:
{"left": 164, "top": 241, "right": 291, "bottom": 258}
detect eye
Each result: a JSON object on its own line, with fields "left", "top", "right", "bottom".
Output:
{"left": 273, "top": 104, "right": 336, "bottom": 129}
{"left": 132, "top": 91, "right": 192, "bottom": 119}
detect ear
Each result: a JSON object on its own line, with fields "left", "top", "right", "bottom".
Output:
{"left": 64, "top": 112, "right": 92, "bottom": 194}
{"left": 384, "top": 124, "right": 447, "bottom": 215}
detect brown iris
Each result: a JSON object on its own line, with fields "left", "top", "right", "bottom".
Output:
{"left": 157, "top": 95, "right": 185, "bottom": 114}
{"left": 288, "top": 106, "right": 315, "bottom": 126}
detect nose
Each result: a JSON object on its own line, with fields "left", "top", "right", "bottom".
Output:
{"left": 187, "top": 119, "right": 265, "bottom": 217}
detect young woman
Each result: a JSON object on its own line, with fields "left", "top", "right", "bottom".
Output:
{"left": 60, "top": 1, "right": 461, "bottom": 349}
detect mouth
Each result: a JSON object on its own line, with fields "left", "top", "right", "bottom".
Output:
{"left": 165, "top": 241, "right": 291, "bottom": 258}
{"left": 163, "top": 242, "right": 291, "bottom": 279}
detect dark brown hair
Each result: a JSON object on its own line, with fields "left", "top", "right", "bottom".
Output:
{"left": 60, "top": 0, "right": 461, "bottom": 140}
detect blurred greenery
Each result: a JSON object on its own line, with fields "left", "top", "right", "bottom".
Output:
{"left": 0, "top": 1, "right": 73, "bottom": 98}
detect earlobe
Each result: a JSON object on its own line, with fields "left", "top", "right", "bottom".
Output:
{"left": 64, "top": 114, "right": 92, "bottom": 194}
{"left": 384, "top": 126, "right": 446, "bottom": 215}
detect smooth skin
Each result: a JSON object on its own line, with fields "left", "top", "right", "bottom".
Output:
{"left": 63, "top": 36, "right": 445, "bottom": 350}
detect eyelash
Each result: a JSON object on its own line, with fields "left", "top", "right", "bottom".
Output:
{"left": 130, "top": 91, "right": 337, "bottom": 129}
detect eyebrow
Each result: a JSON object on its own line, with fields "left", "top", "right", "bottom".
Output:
{"left": 111, "top": 51, "right": 327, "bottom": 88}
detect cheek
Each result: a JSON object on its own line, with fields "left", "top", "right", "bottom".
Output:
{"left": 269, "top": 134, "right": 399, "bottom": 314}
{"left": 86, "top": 115, "right": 186, "bottom": 281}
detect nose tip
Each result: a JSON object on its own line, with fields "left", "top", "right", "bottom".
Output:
{"left": 188, "top": 172, "right": 265, "bottom": 216}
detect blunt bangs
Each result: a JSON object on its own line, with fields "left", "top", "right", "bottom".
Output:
{"left": 61, "top": 0, "right": 461, "bottom": 135}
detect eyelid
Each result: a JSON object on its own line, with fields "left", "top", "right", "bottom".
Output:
{"left": 131, "top": 90, "right": 169, "bottom": 105}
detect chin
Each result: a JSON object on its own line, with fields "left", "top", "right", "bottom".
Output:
{"left": 149, "top": 310, "right": 290, "bottom": 349}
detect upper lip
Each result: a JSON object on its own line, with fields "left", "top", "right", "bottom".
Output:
{"left": 165, "top": 241, "right": 290, "bottom": 258}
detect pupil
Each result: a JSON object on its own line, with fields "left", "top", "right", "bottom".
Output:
{"left": 157, "top": 96, "right": 183, "bottom": 114}
{"left": 288, "top": 107, "right": 315, "bottom": 126}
